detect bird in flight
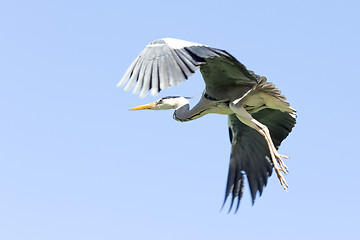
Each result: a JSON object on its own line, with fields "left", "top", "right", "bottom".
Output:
{"left": 118, "top": 38, "right": 296, "bottom": 212}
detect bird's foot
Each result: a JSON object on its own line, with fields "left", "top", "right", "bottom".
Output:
{"left": 275, "top": 166, "right": 289, "bottom": 190}
{"left": 270, "top": 150, "right": 289, "bottom": 190}
{"left": 275, "top": 153, "right": 289, "bottom": 174}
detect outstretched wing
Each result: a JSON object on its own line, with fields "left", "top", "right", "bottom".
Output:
{"left": 117, "top": 38, "right": 257, "bottom": 98}
{"left": 224, "top": 109, "right": 296, "bottom": 212}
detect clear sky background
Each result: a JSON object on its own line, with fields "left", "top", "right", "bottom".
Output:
{"left": 1, "top": 0, "right": 359, "bottom": 239}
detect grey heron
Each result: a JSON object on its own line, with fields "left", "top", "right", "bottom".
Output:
{"left": 118, "top": 38, "right": 296, "bottom": 212}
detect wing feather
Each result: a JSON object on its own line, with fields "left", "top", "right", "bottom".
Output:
{"left": 159, "top": 56, "right": 170, "bottom": 90}
{"left": 224, "top": 109, "right": 296, "bottom": 212}
{"left": 132, "top": 59, "right": 148, "bottom": 94}
{"left": 118, "top": 38, "right": 257, "bottom": 97}
{"left": 139, "top": 60, "right": 153, "bottom": 98}
{"left": 174, "top": 48, "right": 202, "bottom": 69}
{"left": 117, "top": 56, "right": 138, "bottom": 88}
{"left": 124, "top": 58, "right": 144, "bottom": 91}
{"left": 150, "top": 59, "right": 160, "bottom": 96}
{"left": 170, "top": 49, "right": 192, "bottom": 79}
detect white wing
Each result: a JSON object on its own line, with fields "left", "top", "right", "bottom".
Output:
{"left": 117, "top": 38, "right": 231, "bottom": 98}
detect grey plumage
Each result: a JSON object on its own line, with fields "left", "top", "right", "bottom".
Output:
{"left": 119, "top": 38, "right": 297, "bottom": 212}
{"left": 118, "top": 39, "right": 217, "bottom": 97}
{"left": 226, "top": 109, "right": 296, "bottom": 212}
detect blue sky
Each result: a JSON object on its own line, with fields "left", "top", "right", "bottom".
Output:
{"left": 1, "top": 0, "right": 359, "bottom": 239}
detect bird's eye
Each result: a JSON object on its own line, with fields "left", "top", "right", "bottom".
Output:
{"left": 157, "top": 99, "right": 163, "bottom": 104}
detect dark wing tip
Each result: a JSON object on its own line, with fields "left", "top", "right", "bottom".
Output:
{"left": 222, "top": 161, "right": 246, "bottom": 213}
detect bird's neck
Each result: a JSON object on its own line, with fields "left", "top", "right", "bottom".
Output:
{"left": 173, "top": 97, "right": 213, "bottom": 122}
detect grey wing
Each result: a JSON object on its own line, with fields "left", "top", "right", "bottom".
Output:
{"left": 224, "top": 109, "right": 296, "bottom": 212}
{"left": 117, "top": 38, "right": 257, "bottom": 98}
{"left": 198, "top": 50, "right": 258, "bottom": 90}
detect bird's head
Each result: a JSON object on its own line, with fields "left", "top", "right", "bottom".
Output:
{"left": 129, "top": 96, "right": 189, "bottom": 111}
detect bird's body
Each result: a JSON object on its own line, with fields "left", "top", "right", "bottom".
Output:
{"left": 119, "top": 38, "right": 296, "bottom": 212}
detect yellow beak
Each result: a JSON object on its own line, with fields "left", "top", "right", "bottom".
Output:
{"left": 129, "top": 102, "right": 156, "bottom": 111}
